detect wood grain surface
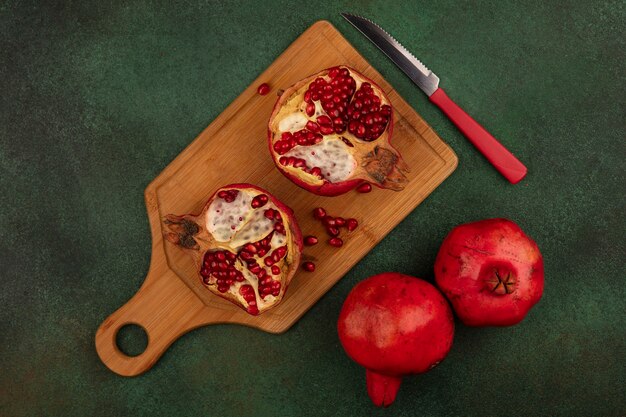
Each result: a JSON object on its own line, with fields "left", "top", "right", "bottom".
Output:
{"left": 95, "top": 20, "right": 457, "bottom": 377}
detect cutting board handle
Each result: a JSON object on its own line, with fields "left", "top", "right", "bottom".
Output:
{"left": 95, "top": 266, "right": 211, "bottom": 376}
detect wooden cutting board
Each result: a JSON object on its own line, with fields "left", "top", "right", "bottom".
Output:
{"left": 95, "top": 20, "right": 457, "bottom": 377}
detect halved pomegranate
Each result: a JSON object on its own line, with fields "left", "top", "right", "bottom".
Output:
{"left": 268, "top": 66, "right": 409, "bottom": 196}
{"left": 163, "top": 184, "right": 303, "bottom": 315}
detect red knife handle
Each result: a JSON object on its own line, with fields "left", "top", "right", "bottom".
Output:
{"left": 430, "top": 88, "right": 527, "bottom": 184}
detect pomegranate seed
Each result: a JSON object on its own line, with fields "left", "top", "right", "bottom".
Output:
{"left": 356, "top": 183, "right": 372, "bottom": 193}
{"left": 264, "top": 257, "right": 274, "bottom": 266}
{"left": 264, "top": 209, "right": 275, "bottom": 219}
{"left": 346, "top": 218, "right": 358, "bottom": 232}
{"left": 257, "top": 83, "right": 270, "bottom": 95}
{"left": 313, "top": 207, "right": 327, "bottom": 219}
{"left": 306, "top": 120, "right": 320, "bottom": 132}
{"left": 271, "top": 265, "right": 280, "bottom": 275}
{"left": 304, "top": 235, "right": 318, "bottom": 246}
{"left": 302, "top": 261, "right": 316, "bottom": 272}
{"left": 251, "top": 194, "right": 269, "bottom": 208}
{"left": 324, "top": 217, "right": 337, "bottom": 227}
{"left": 319, "top": 125, "right": 334, "bottom": 135}
{"left": 328, "top": 237, "right": 343, "bottom": 247}
{"left": 328, "top": 67, "right": 340, "bottom": 78}
{"left": 342, "top": 137, "right": 354, "bottom": 147}
{"left": 334, "top": 217, "right": 346, "bottom": 227}
{"left": 317, "top": 115, "right": 332, "bottom": 126}
{"left": 327, "top": 227, "right": 340, "bottom": 237}
{"left": 309, "top": 167, "right": 323, "bottom": 178}
{"left": 217, "top": 189, "right": 238, "bottom": 202}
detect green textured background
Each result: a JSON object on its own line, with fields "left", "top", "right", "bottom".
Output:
{"left": 1, "top": 0, "right": 624, "bottom": 416}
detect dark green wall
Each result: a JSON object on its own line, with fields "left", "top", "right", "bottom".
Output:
{"left": 1, "top": 1, "right": 624, "bottom": 416}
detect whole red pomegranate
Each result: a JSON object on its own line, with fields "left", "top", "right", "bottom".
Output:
{"left": 163, "top": 183, "right": 303, "bottom": 315}
{"left": 434, "top": 218, "right": 544, "bottom": 326}
{"left": 337, "top": 273, "right": 454, "bottom": 407}
{"left": 268, "top": 66, "right": 409, "bottom": 196}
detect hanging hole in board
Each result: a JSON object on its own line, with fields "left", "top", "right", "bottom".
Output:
{"left": 115, "top": 323, "right": 148, "bottom": 357}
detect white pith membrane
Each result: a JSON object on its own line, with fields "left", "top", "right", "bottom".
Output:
{"left": 284, "top": 138, "right": 356, "bottom": 183}
{"left": 201, "top": 188, "right": 294, "bottom": 315}
{"left": 269, "top": 66, "right": 398, "bottom": 188}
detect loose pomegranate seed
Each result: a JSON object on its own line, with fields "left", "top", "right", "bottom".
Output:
{"left": 257, "top": 83, "right": 270, "bottom": 95}
{"left": 313, "top": 207, "right": 327, "bottom": 220}
{"left": 346, "top": 218, "right": 358, "bottom": 232}
{"left": 327, "top": 226, "right": 340, "bottom": 237}
{"left": 304, "top": 235, "right": 318, "bottom": 246}
{"left": 328, "top": 237, "right": 344, "bottom": 247}
{"left": 356, "top": 183, "right": 372, "bottom": 193}
{"left": 324, "top": 217, "right": 337, "bottom": 227}
{"left": 302, "top": 261, "right": 316, "bottom": 272}
{"left": 334, "top": 217, "right": 346, "bottom": 227}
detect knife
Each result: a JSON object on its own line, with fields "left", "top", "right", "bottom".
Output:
{"left": 341, "top": 13, "right": 527, "bottom": 184}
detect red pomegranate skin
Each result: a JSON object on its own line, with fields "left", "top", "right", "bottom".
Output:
{"left": 434, "top": 218, "right": 544, "bottom": 327}
{"left": 337, "top": 273, "right": 454, "bottom": 407}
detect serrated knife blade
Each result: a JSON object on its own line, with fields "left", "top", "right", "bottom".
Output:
{"left": 341, "top": 13, "right": 440, "bottom": 96}
{"left": 341, "top": 13, "right": 527, "bottom": 184}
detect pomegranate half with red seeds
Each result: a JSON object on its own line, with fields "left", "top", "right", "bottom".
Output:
{"left": 163, "top": 183, "right": 303, "bottom": 315}
{"left": 268, "top": 66, "right": 409, "bottom": 196}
